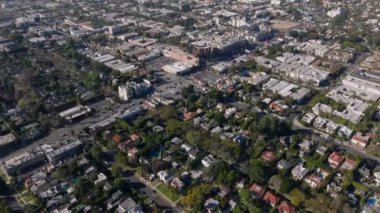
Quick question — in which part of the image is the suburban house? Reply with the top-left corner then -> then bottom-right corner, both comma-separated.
292,164 -> 309,180
157,170 -> 175,184
170,177 -> 185,191
202,155 -> 216,168
278,201 -> 295,213
116,197 -> 143,213
298,139 -> 314,157
263,191 -> 281,207
340,158 -> 358,171
204,198 -> 220,212
304,169 -> 330,189
350,132 -> 370,148
249,183 -> 266,198
277,159 -> 292,171
328,152 -> 344,168
316,146 -> 328,155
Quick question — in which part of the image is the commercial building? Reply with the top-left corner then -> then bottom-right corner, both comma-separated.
0,147 -> 46,176
88,117 -> 117,133
46,140 -> 83,163
0,133 -> 17,148
263,78 -> 310,103
59,105 -> 91,122
162,62 -> 193,75
116,106 -> 146,121
275,54 -> 330,86
108,24 -> 128,35
342,70 -> 380,101
118,82 -> 150,101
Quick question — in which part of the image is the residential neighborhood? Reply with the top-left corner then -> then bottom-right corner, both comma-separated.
0,0 -> 380,212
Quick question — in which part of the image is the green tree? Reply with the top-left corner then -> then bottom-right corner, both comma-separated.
289,189 -> 306,206
269,175 -> 283,193
113,177 -> 128,191
83,71 -> 100,89
89,145 -> 105,162
249,159 -> 266,184
181,184 -> 211,209
186,130 -> 203,146
239,188 -> 251,203
115,153 -> 128,167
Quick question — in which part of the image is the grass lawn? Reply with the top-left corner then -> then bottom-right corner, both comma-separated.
156,183 -> 180,202
352,181 -> 369,191
151,179 -> 161,186
134,166 -> 143,176
366,145 -> 380,158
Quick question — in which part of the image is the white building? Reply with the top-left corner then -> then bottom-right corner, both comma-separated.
118,82 -> 150,101
327,8 -> 344,18
59,105 -> 91,122
162,62 -> 193,75
202,155 -> 216,168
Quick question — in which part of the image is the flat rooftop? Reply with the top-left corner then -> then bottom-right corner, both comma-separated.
3,147 -> 44,169
0,133 -> 17,146
46,140 -> 83,159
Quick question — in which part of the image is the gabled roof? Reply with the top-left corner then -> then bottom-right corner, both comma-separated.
249,183 -> 266,198
278,200 -> 295,213
263,191 -> 281,207
328,151 -> 344,165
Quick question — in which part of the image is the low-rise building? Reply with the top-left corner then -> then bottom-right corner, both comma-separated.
46,140 -> 83,163
170,177 -> 185,191
302,113 -> 316,125
249,183 -> 266,198
277,159 -> 292,171
59,105 -> 91,122
162,62 -> 194,75
0,133 -> 17,148
263,191 -> 281,207
157,170 -> 175,184
278,201 -> 295,213
292,164 -> 309,180
328,152 -> 344,168
1,147 -> 46,175
341,158 -> 358,171
202,155 -> 216,168
351,132 -> 370,148
117,197 -> 143,213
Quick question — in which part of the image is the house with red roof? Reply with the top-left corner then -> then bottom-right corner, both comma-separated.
183,111 -> 196,121
262,151 -> 276,162
249,183 -> 266,198
351,132 -> 370,148
269,101 -> 289,112
278,201 -> 295,213
328,151 -> 344,168
263,191 -> 281,207
341,158 -> 358,170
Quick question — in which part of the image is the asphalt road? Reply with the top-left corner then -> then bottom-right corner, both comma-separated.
292,119 -> 380,164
